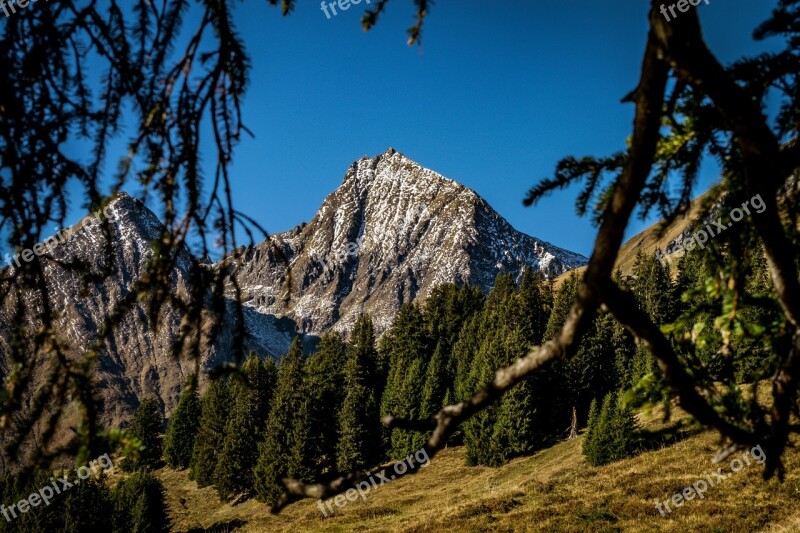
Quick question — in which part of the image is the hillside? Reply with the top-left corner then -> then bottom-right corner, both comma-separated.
158,398 -> 800,532
553,193 -> 711,288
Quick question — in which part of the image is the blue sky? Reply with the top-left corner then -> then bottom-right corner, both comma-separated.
73,0 -> 783,257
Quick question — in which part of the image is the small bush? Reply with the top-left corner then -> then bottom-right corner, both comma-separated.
583,391 -> 640,466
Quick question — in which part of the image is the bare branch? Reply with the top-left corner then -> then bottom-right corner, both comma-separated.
271,16 -> 671,512
650,0 -> 800,479
601,283 -> 760,445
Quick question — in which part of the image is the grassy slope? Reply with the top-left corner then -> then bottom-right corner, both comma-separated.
553,192 -> 710,289
158,400 -> 800,532
160,196 -> 800,532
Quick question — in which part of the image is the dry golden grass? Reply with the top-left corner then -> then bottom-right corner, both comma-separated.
157,397 -> 800,532
552,192 -> 711,289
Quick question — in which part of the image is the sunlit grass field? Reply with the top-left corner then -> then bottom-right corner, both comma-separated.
157,392 -> 800,532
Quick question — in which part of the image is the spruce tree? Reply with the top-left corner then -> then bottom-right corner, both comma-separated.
420,341 -> 447,419
163,374 -> 202,470
254,338 -> 306,504
292,333 -> 346,481
462,274 -> 525,466
213,355 -> 277,500
518,268 -> 553,346
452,313 -> 482,403
62,476 -> 114,533
582,391 -> 640,466
632,251 -> 676,325
516,269 -> 561,437
380,303 -> 433,459
389,357 -> 427,457
125,398 -> 164,471
490,329 -> 540,464
112,471 -> 169,533
190,378 -> 230,487
337,315 -> 383,472
545,273 -> 631,426
582,398 -> 600,463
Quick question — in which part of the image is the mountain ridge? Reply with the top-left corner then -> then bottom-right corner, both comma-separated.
0,149 -> 588,432
225,148 -> 588,335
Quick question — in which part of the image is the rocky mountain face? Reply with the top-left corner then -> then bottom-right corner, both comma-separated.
0,194 -> 294,432
225,149 -> 588,335
0,150 -> 587,429
0,194 -> 201,430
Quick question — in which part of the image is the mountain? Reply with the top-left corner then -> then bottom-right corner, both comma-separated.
0,150 -> 587,434
0,194 -> 295,434
224,148 -> 588,335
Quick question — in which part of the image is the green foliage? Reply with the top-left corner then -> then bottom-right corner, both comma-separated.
545,273 -> 627,430
213,355 -> 277,500
163,375 -> 201,470
632,251 -> 677,325
460,272 -> 559,466
125,399 -> 164,472
62,475 -> 115,533
254,338 -> 306,504
292,333 -> 346,481
420,341 -> 448,420
112,471 -> 169,533
583,392 -> 640,467
190,379 -> 230,487
380,303 -> 433,459
0,470 -> 114,533
337,315 -> 383,472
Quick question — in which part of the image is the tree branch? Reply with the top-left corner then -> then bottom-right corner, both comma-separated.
650,0 -> 800,478
601,283 -> 760,445
651,5 -> 800,328
270,16 -> 671,513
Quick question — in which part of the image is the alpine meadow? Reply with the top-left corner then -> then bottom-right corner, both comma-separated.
1,1 -> 800,532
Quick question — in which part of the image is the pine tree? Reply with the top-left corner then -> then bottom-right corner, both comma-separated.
420,340 -> 447,419
518,268 -> 553,346
582,391 -> 640,466
516,268 -> 562,437
254,338 -> 306,504
125,398 -> 164,471
62,476 -> 114,533
213,355 -> 278,500
163,375 -> 202,470
452,313 -> 482,403
582,398 -> 600,462
632,251 -> 676,325
380,303 -> 433,459
565,312 -> 623,416
337,315 -> 383,472
544,272 -> 580,341
544,273 -> 631,426
292,333 -> 346,481
462,273 -> 539,466
112,471 -> 169,533
389,357 -> 427,456
490,329 -> 540,464
190,378 -> 229,487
